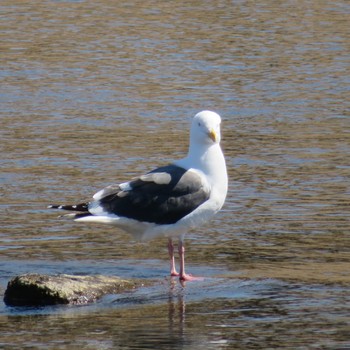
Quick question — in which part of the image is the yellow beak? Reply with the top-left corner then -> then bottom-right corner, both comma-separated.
208,129 -> 217,142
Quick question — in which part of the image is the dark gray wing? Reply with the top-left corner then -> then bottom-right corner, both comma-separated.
90,165 -> 210,225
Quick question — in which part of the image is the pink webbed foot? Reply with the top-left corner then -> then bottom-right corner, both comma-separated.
179,273 -> 204,282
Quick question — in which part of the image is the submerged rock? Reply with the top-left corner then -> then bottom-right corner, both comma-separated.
4,273 -> 141,306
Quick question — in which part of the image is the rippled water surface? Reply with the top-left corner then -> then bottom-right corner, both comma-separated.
1,0 -> 349,349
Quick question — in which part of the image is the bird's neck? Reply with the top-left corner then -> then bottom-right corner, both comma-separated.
186,142 -> 227,179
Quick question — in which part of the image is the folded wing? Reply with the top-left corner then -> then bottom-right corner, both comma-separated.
89,165 -> 210,225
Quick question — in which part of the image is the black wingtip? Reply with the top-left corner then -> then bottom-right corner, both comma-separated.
47,203 -> 89,212
48,204 -> 61,209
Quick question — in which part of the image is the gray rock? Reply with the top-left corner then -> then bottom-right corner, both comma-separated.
4,273 -> 143,306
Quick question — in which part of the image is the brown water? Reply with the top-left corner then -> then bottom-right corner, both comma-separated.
1,0 -> 349,349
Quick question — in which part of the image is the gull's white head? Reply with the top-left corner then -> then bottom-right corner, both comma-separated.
191,110 -> 222,145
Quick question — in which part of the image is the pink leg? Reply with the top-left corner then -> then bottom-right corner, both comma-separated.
178,239 -> 202,281
168,238 -> 179,276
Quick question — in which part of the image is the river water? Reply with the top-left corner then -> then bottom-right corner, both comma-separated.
1,0 -> 349,349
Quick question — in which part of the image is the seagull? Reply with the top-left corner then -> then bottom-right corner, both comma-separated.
49,110 -> 228,281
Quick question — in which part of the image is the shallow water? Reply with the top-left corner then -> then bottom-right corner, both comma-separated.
1,0 -> 349,349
